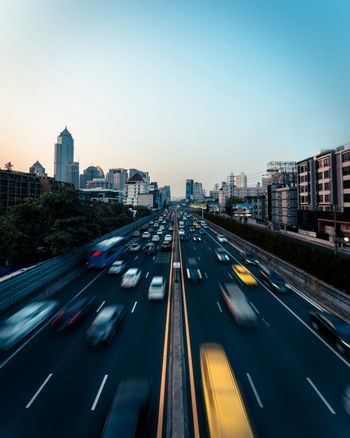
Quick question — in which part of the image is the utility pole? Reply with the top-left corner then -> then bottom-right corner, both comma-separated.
333,204 -> 337,255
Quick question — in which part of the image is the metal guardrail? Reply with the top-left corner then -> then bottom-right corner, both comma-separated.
0,213 -> 157,313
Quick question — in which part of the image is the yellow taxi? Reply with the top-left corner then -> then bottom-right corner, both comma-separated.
232,264 -> 257,286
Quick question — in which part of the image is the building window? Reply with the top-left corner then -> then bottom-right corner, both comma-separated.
344,194 -> 350,202
343,166 -> 350,176
324,182 -> 330,191
343,180 -> 350,189
324,170 -> 330,179
318,195 -> 324,203
342,152 -> 350,163
323,157 -> 330,167
318,183 -> 323,191
324,195 -> 330,203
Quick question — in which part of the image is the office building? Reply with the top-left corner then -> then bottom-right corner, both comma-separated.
106,168 -> 128,191
66,162 -> 79,189
193,181 -> 204,201
54,127 -> 74,182
80,166 -> 104,189
185,179 -> 194,200
124,173 -> 148,206
86,178 -> 112,190
129,169 -> 150,184
29,161 -> 47,177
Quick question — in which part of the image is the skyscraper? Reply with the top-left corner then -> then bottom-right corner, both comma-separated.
66,162 -> 80,188
29,160 -> 47,177
54,127 -> 74,182
185,179 -> 194,199
106,168 -> 128,191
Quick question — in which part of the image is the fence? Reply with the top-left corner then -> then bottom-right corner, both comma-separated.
0,213 -> 157,313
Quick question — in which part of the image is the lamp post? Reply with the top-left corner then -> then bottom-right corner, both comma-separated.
333,204 -> 338,255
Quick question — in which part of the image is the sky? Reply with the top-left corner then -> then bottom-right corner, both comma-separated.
1,0 -> 350,197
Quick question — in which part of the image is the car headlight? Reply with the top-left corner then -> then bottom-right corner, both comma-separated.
271,283 -> 280,289
341,340 -> 350,349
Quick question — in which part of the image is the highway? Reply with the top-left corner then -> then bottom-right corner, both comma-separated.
0,209 -> 349,437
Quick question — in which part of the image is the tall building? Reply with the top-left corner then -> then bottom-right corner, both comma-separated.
124,173 -> 148,206
159,186 -> 171,207
106,168 -> 128,191
193,181 -> 204,201
66,162 -> 80,188
80,166 -> 104,189
235,172 -> 248,197
185,179 -> 194,200
227,172 -> 235,198
29,161 -> 47,177
129,169 -> 150,184
54,127 -> 74,182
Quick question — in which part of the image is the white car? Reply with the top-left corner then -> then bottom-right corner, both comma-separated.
129,243 -> 141,252
108,260 -> 127,275
179,229 -> 185,236
157,230 -> 163,235
152,234 -> 160,242
154,223 -> 159,228
148,276 -> 166,300
217,235 -> 227,243
121,268 -> 141,288
142,231 -> 151,239
164,234 -> 172,242
0,300 -> 58,350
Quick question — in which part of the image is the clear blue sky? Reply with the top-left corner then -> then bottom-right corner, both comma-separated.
1,0 -> 350,196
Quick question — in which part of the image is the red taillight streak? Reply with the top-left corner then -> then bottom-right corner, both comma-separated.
51,311 -> 65,325
68,311 -> 81,325
92,250 -> 103,257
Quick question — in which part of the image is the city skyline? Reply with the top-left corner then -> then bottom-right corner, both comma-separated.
1,0 -> 350,196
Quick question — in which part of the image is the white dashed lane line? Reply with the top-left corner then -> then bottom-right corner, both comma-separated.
96,301 -> 105,313
26,373 -> 53,408
131,301 -> 138,313
91,375 -> 108,411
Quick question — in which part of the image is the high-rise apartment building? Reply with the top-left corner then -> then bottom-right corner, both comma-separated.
129,169 -> 150,184
106,168 -> 128,191
185,179 -> 194,199
124,173 -> 148,206
54,127 -> 74,182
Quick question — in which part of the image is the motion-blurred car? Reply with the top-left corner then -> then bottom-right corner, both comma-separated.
192,234 -> 202,242
259,266 -> 288,293
129,243 -> 141,252
220,282 -> 257,327
179,229 -> 185,236
108,260 -> 127,275
169,225 -> 174,231
164,234 -> 172,242
132,230 -> 141,237
161,242 -> 171,252
148,276 -> 166,300
151,234 -> 160,242
232,264 -> 257,286
309,311 -> 350,354
186,257 -> 202,281
215,248 -> 230,263
0,300 -> 58,350
157,230 -> 163,235
101,378 -> 151,438
51,296 -> 96,332
142,231 -> 151,239
189,227 -> 195,233
86,305 -> 124,346
217,235 -> 227,243
240,252 -> 258,266
199,229 -> 205,235
180,234 -> 189,241
122,269 -> 142,288
144,242 -> 157,255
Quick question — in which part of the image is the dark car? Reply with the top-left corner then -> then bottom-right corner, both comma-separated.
180,234 -> 189,241
259,266 -> 288,293
189,227 -> 195,233
86,305 -> 124,346
199,229 -> 205,235
143,242 -> 157,255
215,248 -> 230,263
161,241 -> 171,252
102,378 -> 151,438
310,311 -> 350,354
192,234 -> 202,242
186,257 -> 202,281
51,296 -> 96,332
240,252 -> 258,266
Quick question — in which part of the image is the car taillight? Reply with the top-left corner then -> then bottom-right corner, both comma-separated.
52,310 -> 65,325
68,311 -> 81,325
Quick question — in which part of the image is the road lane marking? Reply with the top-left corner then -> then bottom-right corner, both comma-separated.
228,273 -> 233,279
134,256 -> 139,260
197,256 -> 201,260
250,302 -> 260,314
153,256 -> 156,261
131,301 -> 138,313
0,268 -> 107,370
205,230 -> 350,369
246,373 -> 263,408
217,301 -> 223,313
156,225 -> 175,438
26,373 -> 53,408
204,272 -> 208,278
288,284 -> 324,311
179,228 -> 200,438
96,301 -> 105,313
145,271 -> 149,278
262,318 -> 270,327
306,378 -> 335,414
91,375 -> 108,411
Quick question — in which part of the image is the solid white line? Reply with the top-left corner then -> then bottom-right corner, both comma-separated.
145,271 -> 149,278
96,300 -> 105,313
216,302 -> 223,313
288,284 -> 324,311
0,268 -> 107,370
306,378 -> 336,414
228,273 -> 233,280
262,318 -> 270,327
131,301 -> 138,313
91,375 -> 108,411
246,373 -> 263,408
26,373 -> 53,408
250,302 -> 260,314
205,230 -> 350,369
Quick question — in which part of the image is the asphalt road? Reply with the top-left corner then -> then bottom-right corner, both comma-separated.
180,220 -> 350,437
0,232 -> 172,438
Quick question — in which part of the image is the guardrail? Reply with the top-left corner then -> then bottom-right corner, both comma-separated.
200,214 -> 350,320
0,213 -> 157,314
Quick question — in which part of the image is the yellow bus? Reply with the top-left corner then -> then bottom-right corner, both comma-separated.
200,343 -> 254,438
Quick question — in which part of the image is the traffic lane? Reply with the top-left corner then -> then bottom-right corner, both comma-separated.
181,238 -> 350,437
0,246 -> 171,437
